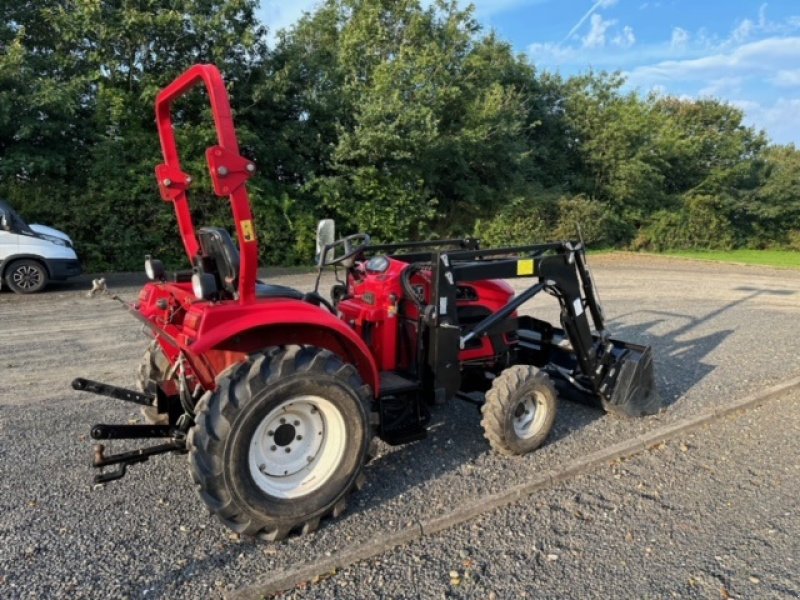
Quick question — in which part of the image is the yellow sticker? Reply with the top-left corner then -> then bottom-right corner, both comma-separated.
241,219 -> 256,243
517,259 -> 535,276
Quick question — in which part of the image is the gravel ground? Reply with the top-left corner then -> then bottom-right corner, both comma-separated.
292,392 -> 800,599
0,254 -> 799,598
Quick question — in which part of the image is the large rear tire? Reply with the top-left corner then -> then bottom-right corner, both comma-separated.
188,345 -> 372,540
481,365 -> 557,456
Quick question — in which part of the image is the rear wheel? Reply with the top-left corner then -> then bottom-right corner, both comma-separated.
5,259 -> 48,294
481,365 -> 557,456
188,345 -> 372,540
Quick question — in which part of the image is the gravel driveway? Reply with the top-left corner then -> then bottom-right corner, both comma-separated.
295,390 -> 800,599
1,254 -> 798,598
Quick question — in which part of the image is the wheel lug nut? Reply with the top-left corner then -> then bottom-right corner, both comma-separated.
285,447 -> 291,453
280,418 -> 286,424
294,420 -> 300,426
268,430 -> 274,436
307,456 -> 313,462
259,464 -> 266,472
297,435 -> 303,440
270,445 -> 276,451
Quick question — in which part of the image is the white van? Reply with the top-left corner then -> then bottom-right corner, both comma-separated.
0,200 -> 81,293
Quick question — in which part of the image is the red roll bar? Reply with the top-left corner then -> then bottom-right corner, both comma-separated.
154,64 -> 257,304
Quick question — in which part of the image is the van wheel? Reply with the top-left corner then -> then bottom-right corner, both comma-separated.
5,259 -> 48,294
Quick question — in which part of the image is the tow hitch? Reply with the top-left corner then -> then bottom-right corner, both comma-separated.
72,378 -> 189,483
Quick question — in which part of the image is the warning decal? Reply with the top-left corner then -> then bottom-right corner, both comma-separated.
241,219 -> 256,243
516,259 -> 535,276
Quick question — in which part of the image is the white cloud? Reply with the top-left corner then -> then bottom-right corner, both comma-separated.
698,76 -> 744,97
526,3 -> 800,145
563,0 -> 618,43
732,18 -> 755,43
624,35 -> 800,144
733,98 -> 800,145
628,37 -> 800,85
613,25 -> 636,48
771,69 -> 800,87
528,41 -> 580,65
583,14 -> 616,48
670,27 -> 690,50
758,3 -> 768,28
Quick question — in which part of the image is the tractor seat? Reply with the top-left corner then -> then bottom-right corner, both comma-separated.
255,282 -> 304,300
196,227 -> 304,301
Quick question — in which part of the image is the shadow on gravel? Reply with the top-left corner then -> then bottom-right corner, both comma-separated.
608,286 -> 796,408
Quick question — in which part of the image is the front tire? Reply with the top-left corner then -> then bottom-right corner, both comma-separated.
136,339 -> 171,396
136,340 -> 171,425
188,346 -> 372,540
481,365 -> 557,456
5,259 -> 48,294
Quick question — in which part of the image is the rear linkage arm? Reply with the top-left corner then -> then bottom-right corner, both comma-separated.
72,378 -> 188,484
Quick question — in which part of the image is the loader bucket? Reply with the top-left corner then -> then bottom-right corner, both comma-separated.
601,342 -> 661,417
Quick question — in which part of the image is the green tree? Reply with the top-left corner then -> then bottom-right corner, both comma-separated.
743,145 -> 800,246
1,0 -> 267,270
264,0 -> 535,243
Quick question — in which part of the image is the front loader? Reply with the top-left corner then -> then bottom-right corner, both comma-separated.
73,64 -> 660,541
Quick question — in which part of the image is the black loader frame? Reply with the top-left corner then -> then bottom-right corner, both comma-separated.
367,238 -> 659,419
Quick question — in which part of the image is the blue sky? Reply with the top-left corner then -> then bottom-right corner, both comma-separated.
257,1 -> 800,145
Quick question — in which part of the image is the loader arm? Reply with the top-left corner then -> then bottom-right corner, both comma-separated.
416,242 -> 660,417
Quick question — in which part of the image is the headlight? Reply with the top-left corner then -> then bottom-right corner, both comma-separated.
144,255 -> 166,281
191,272 -> 218,300
41,234 -> 68,247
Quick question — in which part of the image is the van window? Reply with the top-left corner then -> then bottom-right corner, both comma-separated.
0,201 -> 34,234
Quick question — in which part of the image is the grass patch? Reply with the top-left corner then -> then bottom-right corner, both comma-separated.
659,249 -> 800,269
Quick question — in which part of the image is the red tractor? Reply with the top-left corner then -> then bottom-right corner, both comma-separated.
74,65 -> 659,541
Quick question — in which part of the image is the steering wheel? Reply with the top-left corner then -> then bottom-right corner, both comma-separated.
320,233 -> 371,267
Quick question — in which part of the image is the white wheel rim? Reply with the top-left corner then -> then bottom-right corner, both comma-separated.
513,392 -> 547,440
248,395 -> 346,499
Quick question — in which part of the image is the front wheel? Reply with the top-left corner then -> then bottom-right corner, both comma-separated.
137,339 -> 171,425
481,365 -> 557,456
188,346 -> 372,540
5,259 -> 48,294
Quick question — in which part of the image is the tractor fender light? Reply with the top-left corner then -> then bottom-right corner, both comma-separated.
144,255 -> 166,281
191,272 -> 218,300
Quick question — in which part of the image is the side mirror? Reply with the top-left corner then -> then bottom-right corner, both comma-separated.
0,214 -> 9,231
315,219 -> 335,266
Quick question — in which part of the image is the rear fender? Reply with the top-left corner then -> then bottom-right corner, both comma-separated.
190,300 -> 380,395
